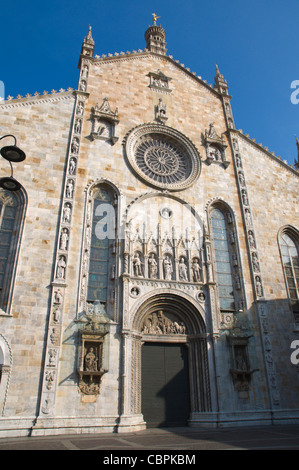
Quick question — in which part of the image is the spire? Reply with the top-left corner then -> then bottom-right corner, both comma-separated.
80,25 -> 95,58
214,64 -> 229,95
144,14 -> 167,55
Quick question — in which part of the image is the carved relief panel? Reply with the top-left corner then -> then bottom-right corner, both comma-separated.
141,310 -> 187,336
147,70 -> 172,93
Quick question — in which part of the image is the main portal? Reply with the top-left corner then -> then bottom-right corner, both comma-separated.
141,342 -> 190,427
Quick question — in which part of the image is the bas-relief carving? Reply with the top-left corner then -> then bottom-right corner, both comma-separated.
141,310 -> 186,335
147,69 -> 172,93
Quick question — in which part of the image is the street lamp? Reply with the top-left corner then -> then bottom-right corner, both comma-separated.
0,135 -> 26,191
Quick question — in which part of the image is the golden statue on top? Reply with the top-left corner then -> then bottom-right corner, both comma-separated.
152,13 -> 161,24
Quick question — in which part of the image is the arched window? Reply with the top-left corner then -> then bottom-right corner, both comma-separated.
86,185 -> 116,304
0,189 -> 25,313
279,230 -> 299,305
210,208 -> 235,311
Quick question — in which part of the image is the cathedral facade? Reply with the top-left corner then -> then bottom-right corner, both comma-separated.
0,21 -> 299,437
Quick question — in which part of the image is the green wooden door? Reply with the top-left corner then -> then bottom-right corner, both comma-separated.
141,342 -> 190,427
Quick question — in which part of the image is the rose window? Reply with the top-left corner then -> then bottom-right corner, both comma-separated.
135,138 -> 188,185
125,125 -> 201,191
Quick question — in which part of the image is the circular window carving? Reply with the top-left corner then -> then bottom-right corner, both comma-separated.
125,124 -> 201,190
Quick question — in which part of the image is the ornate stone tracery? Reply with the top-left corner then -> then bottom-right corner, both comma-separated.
124,123 -> 201,191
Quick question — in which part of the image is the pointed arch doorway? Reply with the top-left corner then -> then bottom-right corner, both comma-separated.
127,293 -> 212,429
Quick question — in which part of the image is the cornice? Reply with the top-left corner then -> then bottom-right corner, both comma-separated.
228,129 -> 299,178
0,89 -> 75,109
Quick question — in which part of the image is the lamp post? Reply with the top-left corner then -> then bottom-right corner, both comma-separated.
0,134 -> 26,191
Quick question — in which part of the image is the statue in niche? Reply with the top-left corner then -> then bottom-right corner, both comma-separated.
178,257 -> 188,281
45,371 -> 55,390
248,231 -> 256,249
71,138 -> 79,154
74,118 -> 82,134
235,347 -> 248,371
54,289 -> 63,304
133,252 -> 143,277
245,209 -> 252,226
148,253 -> 158,279
81,65 -> 88,79
252,252 -> 260,272
192,258 -> 201,282
163,255 -> 173,281
69,157 -> 76,175
66,179 -> 74,198
256,276 -> 263,297
238,171 -> 245,187
209,145 -> 222,161
242,189 -> 248,205
63,203 -> 71,223
156,98 -> 168,123
76,101 -> 84,115
97,122 -> 109,137
235,154 -> 242,168
84,347 -> 98,372
229,231 -> 236,244
59,228 -> 69,251
48,349 -> 57,367
56,256 -> 66,280
52,306 -> 61,323
80,81 -> 86,92
49,327 -> 59,346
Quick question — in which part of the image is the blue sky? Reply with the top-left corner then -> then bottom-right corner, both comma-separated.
1,0 -> 298,166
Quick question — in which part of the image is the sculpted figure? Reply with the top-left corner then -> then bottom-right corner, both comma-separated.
63,203 -> 71,223
56,256 -> 66,280
192,259 -> 201,282
133,253 -> 143,277
163,255 -> 173,281
84,347 -> 98,372
148,253 -> 158,279
178,257 -> 188,281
